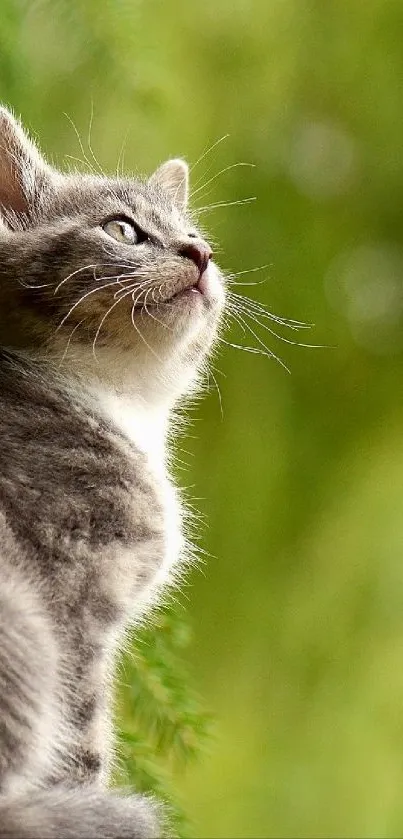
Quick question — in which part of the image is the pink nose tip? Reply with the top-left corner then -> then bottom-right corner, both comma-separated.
180,241 -> 212,275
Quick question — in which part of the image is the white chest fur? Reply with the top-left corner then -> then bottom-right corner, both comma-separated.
88,386 -> 184,606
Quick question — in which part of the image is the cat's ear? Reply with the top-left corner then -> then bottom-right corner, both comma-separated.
0,106 -> 53,218
149,159 -> 189,210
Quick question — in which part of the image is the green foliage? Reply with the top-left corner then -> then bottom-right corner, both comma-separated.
115,608 -> 212,836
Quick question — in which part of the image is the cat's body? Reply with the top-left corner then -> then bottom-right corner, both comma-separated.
0,108 -> 225,837
0,352 -> 172,790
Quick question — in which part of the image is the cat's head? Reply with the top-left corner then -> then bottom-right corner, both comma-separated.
0,107 -> 225,406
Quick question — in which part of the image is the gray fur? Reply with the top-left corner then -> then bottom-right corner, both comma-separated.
0,787 -> 162,838
0,107 -> 225,837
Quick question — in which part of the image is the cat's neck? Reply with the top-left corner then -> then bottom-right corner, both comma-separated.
52,350 -> 173,467
19,343 -> 191,464
51,339 -> 198,416
87,382 -> 169,467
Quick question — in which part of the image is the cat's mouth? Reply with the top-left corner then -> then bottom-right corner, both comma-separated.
155,266 -> 218,306
130,266 -> 218,312
170,275 -> 208,302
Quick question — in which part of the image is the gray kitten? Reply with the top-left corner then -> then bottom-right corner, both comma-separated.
0,107 -> 225,837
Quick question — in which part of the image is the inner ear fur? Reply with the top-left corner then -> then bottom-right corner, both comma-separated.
0,106 -> 53,218
149,158 -> 189,211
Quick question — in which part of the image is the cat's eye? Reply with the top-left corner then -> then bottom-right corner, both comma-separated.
102,218 -> 140,245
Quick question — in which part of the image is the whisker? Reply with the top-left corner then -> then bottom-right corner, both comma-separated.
142,287 -> 171,331
228,291 -> 312,330
57,318 -> 85,367
226,263 -> 271,281
228,300 -> 323,349
190,158 -> 222,193
54,263 -> 148,296
63,112 -> 99,176
189,134 -> 230,177
18,279 -> 52,289
191,162 -> 255,199
54,264 -> 99,295
64,154 -> 96,173
208,367 -> 224,420
130,286 -> 163,363
229,300 -> 308,332
196,196 -> 257,213
91,283 -> 147,361
116,129 -> 130,179
100,245 -> 161,272
113,274 -> 150,298
218,336 -> 288,365
224,307 -> 246,334
56,278 -> 136,331
228,308 -> 290,372
228,279 -> 268,287
87,100 -> 106,177
125,278 -> 152,304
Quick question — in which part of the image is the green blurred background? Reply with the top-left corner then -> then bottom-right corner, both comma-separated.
3,1 -> 403,835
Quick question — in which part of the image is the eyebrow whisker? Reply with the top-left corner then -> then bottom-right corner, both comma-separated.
191,162 -> 255,199
189,134 -> 230,177
196,196 -> 257,214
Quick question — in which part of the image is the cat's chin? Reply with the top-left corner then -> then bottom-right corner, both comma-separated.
147,274 -> 225,356
157,262 -> 225,316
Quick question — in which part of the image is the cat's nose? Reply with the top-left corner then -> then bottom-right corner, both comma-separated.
180,241 -> 212,275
